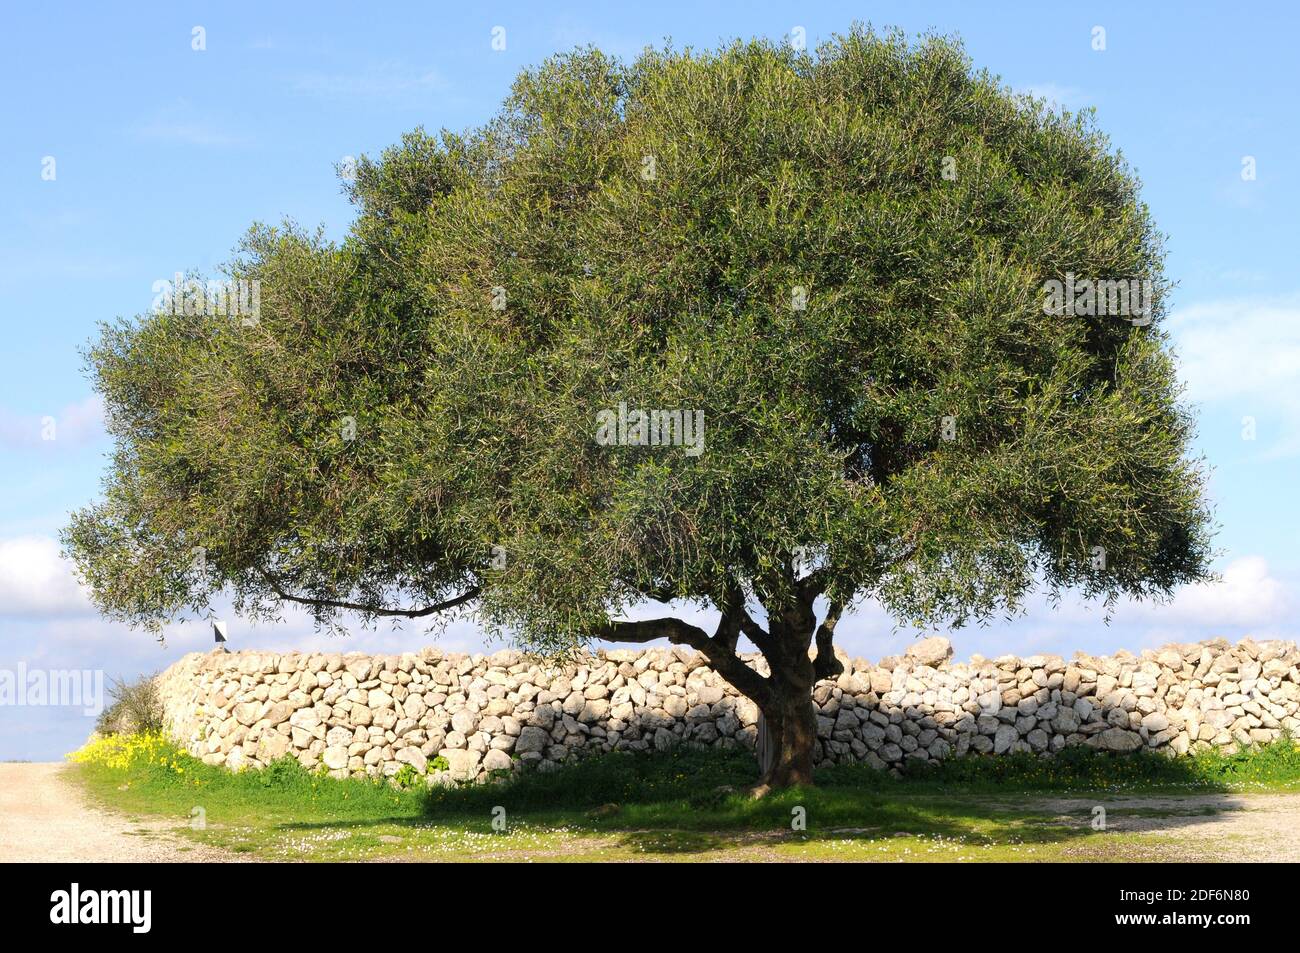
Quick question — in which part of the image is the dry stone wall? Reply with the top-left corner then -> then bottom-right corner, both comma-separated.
155,636 -> 1300,784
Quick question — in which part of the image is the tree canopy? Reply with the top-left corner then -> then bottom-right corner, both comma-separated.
65,27 -> 1213,786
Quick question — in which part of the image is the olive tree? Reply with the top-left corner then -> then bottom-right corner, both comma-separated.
64,29 -> 1213,789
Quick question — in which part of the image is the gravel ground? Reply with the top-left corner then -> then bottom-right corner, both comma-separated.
1041,791 -> 1300,862
0,763 -> 233,863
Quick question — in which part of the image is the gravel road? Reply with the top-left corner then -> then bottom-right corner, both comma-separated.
0,762 -> 231,863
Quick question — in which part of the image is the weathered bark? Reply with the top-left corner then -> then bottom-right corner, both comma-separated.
748,593 -> 820,793
754,669 -> 818,790
595,576 -> 836,794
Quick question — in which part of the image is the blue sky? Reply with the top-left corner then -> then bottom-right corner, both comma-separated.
2,1 -> 1298,759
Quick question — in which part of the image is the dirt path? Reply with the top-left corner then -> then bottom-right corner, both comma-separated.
0,763 -> 232,863
1026,791 -> 1300,862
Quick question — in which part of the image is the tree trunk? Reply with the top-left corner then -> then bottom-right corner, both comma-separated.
754,674 -> 817,791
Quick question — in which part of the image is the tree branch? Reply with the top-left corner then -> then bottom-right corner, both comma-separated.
713,599 -> 742,655
254,566 -> 480,618
737,606 -> 777,655
617,576 -> 681,603
797,541 -> 921,603
796,566 -> 831,602
592,616 -> 771,705
812,601 -> 845,681
593,617 -> 707,645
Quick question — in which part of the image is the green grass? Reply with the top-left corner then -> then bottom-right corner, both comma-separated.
69,734 -> 1300,862
823,736 -> 1300,793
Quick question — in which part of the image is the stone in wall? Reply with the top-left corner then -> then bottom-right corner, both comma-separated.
152,637 -> 1300,785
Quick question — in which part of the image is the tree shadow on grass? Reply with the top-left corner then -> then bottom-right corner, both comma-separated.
268,791 -> 1244,859
266,745 -> 1257,858
601,790 -> 1230,856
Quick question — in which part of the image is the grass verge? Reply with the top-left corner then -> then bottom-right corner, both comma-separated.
68,732 -> 1300,862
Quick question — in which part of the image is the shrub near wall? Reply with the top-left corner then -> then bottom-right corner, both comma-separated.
154,637 -> 1300,785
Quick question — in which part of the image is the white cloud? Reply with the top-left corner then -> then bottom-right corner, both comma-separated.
826,556 -> 1295,663
133,102 -> 247,147
137,120 -> 240,147
290,61 -> 447,101
1141,555 -> 1286,628
1169,295 -> 1300,457
1023,556 -> 1289,630
0,395 -> 104,449
0,536 -> 92,617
